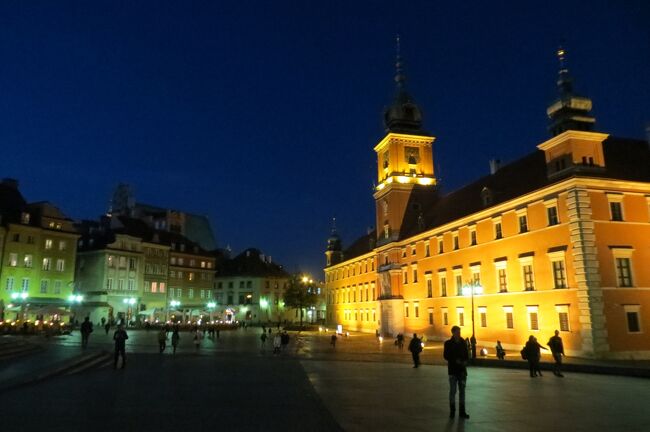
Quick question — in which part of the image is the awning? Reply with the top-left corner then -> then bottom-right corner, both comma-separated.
137,309 -> 158,316
32,306 -> 71,316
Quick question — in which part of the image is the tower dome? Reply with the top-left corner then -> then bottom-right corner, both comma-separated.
383,35 -> 424,134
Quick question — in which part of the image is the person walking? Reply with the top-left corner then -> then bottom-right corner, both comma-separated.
495,340 -> 506,360
396,333 -> 404,350
171,328 -> 180,354
80,317 -> 93,349
260,331 -> 268,350
443,326 -> 470,420
547,330 -> 565,377
158,328 -> 167,353
524,335 -> 548,377
113,325 -> 128,369
408,333 -> 423,368
330,333 -> 337,349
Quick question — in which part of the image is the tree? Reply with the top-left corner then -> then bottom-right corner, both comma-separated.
282,274 -> 318,327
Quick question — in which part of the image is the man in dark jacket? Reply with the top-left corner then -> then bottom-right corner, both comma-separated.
408,333 -> 423,368
443,326 -> 469,420
113,325 -> 129,369
80,317 -> 93,348
547,330 -> 565,377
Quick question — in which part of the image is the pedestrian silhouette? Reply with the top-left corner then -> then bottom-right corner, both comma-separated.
80,317 -> 93,348
444,326 -> 470,419
171,328 -> 180,354
113,325 -> 128,369
547,330 -> 565,377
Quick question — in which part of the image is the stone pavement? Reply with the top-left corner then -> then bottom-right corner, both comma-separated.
1,328 -> 650,431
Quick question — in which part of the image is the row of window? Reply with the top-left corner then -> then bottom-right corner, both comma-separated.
169,256 -> 212,268
144,263 -> 168,275
216,280 -> 289,290
5,277 -> 63,294
169,270 -> 212,281
107,255 -> 138,270
329,284 -> 377,304
106,278 -> 137,291
9,235 -> 67,250
6,254 -> 66,272
169,287 -> 214,300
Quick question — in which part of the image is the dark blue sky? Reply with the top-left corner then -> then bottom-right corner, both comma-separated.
1,1 -> 649,278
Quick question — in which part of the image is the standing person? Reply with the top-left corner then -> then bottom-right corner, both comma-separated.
524,335 -> 548,377
273,332 -> 282,355
80,317 -> 93,349
408,333 -> 423,368
158,328 -> 167,353
194,329 -> 203,352
443,326 -> 470,420
547,330 -> 565,377
113,325 -> 128,369
260,331 -> 268,350
104,321 -> 111,335
495,340 -> 506,360
216,328 -> 220,339
280,331 -> 290,352
171,328 -> 180,354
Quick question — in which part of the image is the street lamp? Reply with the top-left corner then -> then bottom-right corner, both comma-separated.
461,282 -> 483,361
122,297 -> 136,324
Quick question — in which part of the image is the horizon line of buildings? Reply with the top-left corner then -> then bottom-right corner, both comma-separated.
0,182 -> 318,325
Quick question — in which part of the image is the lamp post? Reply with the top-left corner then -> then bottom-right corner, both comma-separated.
461,281 -> 483,361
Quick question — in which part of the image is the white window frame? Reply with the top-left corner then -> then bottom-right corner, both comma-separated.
527,305 -> 540,331
623,305 -> 642,334
611,247 -> 635,288
493,216 -> 503,239
478,306 -> 487,328
607,193 -> 625,222
453,267 -> 463,296
456,307 -> 465,327
516,208 -> 528,233
438,270 -> 447,297
555,304 -> 570,332
494,260 -> 508,292
503,306 -> 514,329
518,255 -> 535,291
547,250 -> 568,289
545,198 -> 560,226
441,307 -> 449,326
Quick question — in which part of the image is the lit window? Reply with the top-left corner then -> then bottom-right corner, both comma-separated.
24,254 -> 33,268
457,307 -> 465,327
45,239 -> 53,249
9,253 -> 18,267
118,279 -> 125,290
438,272 -> 447,297
21,212 -> 30,224
128,279 -> 135,290
21,278 -> 29,292
552,260 -> 567,289
151,281 -> 158,293
59,241 -> 67,251
56,259 -> 65,272
442,308 -> 449,326
107,278 -> 113,290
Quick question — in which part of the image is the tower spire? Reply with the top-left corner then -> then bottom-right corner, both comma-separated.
384,34 -> 424,134
546,43 -> 596,136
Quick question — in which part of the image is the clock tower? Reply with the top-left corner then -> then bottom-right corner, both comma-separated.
373,37 -> 437,337
373,37 -> 437,246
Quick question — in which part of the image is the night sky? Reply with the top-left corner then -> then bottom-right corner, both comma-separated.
1,1 -> 648,278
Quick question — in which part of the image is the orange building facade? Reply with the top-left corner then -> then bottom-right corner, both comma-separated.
324,51 -> 650,359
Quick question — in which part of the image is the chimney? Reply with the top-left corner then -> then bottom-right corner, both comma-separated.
489,159 -> 501,175
1,178 -> 18,188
